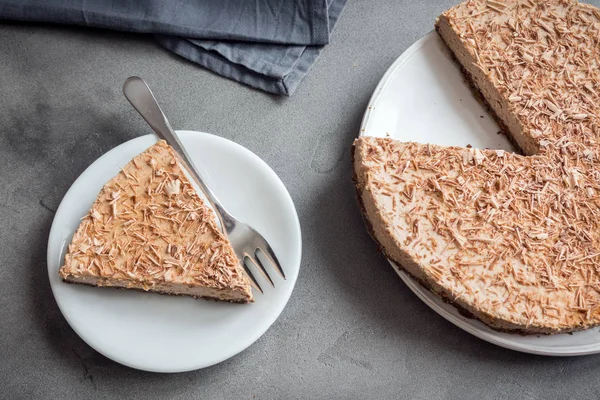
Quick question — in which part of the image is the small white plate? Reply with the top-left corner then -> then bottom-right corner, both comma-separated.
47,131 -> 302,372
359,31 -> 600,356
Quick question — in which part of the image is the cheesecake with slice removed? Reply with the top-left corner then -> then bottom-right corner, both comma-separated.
59,140 -> 253,303
354,0 -> 600,334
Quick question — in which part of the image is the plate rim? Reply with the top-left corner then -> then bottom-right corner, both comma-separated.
358,31 -> 600,356
47,130 -> 302,372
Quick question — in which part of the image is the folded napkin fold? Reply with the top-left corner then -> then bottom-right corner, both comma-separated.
0,0 -> 348,95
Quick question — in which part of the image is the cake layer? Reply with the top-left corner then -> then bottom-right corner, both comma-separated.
63,274 -> 250,303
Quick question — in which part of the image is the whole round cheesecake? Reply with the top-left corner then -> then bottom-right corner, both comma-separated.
354,0 -> 600,334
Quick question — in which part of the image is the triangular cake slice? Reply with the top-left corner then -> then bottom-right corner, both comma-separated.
354,0 -> 600,333
60,140 -> 253,303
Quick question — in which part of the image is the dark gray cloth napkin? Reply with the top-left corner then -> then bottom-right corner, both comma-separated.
0,0 -> 347,95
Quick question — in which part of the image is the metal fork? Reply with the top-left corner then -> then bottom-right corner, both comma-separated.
122,76 -> 284,293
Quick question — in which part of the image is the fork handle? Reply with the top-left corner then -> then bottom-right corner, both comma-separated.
122,76 -> 230,228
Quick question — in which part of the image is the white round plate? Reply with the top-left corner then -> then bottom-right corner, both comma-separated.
48,131 -> 302,372
359,31 -> 600,356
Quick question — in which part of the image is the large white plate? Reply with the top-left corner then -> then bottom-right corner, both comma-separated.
47,131 -> 302,372
359,31 -> 600,356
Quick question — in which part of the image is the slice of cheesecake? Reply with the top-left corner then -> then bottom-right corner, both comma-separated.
59,140 -> 253,303
354,0 -> 600,334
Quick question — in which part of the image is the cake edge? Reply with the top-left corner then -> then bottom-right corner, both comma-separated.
433,25 -> 525,156
61,276 -> 252,304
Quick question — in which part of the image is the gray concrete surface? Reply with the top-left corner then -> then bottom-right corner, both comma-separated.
2,1 -> 600,399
